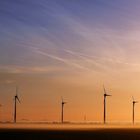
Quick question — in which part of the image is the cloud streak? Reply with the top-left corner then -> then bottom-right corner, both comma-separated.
30,47 -> 91,71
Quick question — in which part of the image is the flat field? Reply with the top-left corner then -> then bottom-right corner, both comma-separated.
1,124 -> 140,140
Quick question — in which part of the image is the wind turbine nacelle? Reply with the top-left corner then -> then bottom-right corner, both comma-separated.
104,94 -> 111,97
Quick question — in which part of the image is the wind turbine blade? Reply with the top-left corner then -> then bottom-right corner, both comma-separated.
16,86 -> 18,95
103,85 -> 106,94
15,86 -> 21,103
16,95 -> 21,103
61,96 -> 63,102
132,96 -> 134,101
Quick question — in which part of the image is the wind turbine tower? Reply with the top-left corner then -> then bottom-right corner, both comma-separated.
132,97 -> 138,124
61,97 -> 66,123
14,87 -> 20,123
103,86 -> 111,124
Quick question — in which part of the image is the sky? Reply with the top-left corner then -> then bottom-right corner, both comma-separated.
1,0 -> 140,123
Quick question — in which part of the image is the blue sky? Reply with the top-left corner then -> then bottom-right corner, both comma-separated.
0,0 -> 140,71
1,0 -> 140,72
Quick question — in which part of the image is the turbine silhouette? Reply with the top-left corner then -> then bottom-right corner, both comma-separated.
61,97 -> 66,123
132,96 -> 138,124
103,86 -> 111,124
14,87 -> 20,123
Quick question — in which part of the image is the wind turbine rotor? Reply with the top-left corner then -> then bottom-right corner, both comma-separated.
132,96 -> 138,104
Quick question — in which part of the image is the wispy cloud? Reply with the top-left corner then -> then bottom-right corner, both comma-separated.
30,47 -> 91,71
1,0 -> 140,75
0,65 -> 66,74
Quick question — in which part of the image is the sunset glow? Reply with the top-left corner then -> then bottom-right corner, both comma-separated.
1,0 -> 140,123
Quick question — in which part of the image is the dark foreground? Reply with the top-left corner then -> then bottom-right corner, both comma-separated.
1,128 -> 140,140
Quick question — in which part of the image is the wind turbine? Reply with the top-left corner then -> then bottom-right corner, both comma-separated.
132,96 -> 138,124
103,86 -> 111,124
14,87 -> 20,123
61,97 -> 66,123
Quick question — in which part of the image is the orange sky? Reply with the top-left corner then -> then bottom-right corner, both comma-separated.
1,70 -> 140,123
